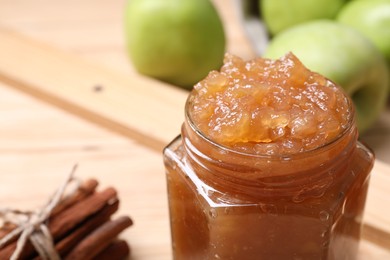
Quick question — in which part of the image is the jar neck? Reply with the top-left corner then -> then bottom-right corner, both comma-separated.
182,108 -> 358,201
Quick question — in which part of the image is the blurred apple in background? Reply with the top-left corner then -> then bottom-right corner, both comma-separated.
260,0 -> 346,35
337,0 -> 390,92
264,20 -> 389,132
124,0 -> 225,89
337,0 -> 390,63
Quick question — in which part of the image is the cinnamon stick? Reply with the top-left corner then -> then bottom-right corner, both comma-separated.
51,179 -> 98,217
92,240 -> 130,260
0,187 -> 117,259
0,223 -> 16,240
65,216 -> 133,260
0,179 -> 98,242
34,199 -> 120,259
50,187 -> 117,239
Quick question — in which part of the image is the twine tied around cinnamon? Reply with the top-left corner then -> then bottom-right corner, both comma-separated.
0,165 -> 80,260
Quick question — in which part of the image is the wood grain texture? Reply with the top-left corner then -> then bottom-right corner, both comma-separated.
0,85 -> 171,259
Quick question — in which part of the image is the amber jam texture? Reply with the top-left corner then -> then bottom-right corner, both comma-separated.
163,54 -> 374,260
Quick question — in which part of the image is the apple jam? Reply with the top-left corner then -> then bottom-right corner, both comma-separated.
163,53 -> 374,259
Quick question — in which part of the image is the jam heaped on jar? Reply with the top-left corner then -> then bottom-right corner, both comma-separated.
163,53 -> 374,260
191,53 -> 351,155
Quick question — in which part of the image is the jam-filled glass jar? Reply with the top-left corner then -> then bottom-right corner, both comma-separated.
163,53 -> 374,260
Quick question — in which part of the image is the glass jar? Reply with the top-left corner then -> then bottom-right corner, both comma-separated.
163,94 -> 374,260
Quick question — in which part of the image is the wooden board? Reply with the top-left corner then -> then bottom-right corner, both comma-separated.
0,28 -> 187,152
0,0 -> 389,258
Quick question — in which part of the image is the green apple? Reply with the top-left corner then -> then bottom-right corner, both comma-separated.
337,0 -> 390,62
124,0 -> 225,89
264,20 -> 389,132
260,0 -> 347,35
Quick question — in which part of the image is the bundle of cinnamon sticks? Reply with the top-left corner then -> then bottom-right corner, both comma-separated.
0,178 -> 133,260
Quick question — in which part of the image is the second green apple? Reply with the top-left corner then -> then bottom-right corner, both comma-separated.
261,0 -> 346,35
337,0 -> 390,63
264,21 -> 389,132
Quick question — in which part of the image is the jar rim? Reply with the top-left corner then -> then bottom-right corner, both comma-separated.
184,89 -> 356,160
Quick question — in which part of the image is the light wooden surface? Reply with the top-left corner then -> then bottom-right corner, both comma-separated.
0,0 -> 389,259
0,83 -> 171,259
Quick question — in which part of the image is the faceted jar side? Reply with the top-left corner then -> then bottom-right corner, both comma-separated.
163,130 -> 373,260
163,137 -> 210,259
327,142 -> 373,259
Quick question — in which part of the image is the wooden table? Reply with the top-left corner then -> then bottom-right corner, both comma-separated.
0,0 -> 389,259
